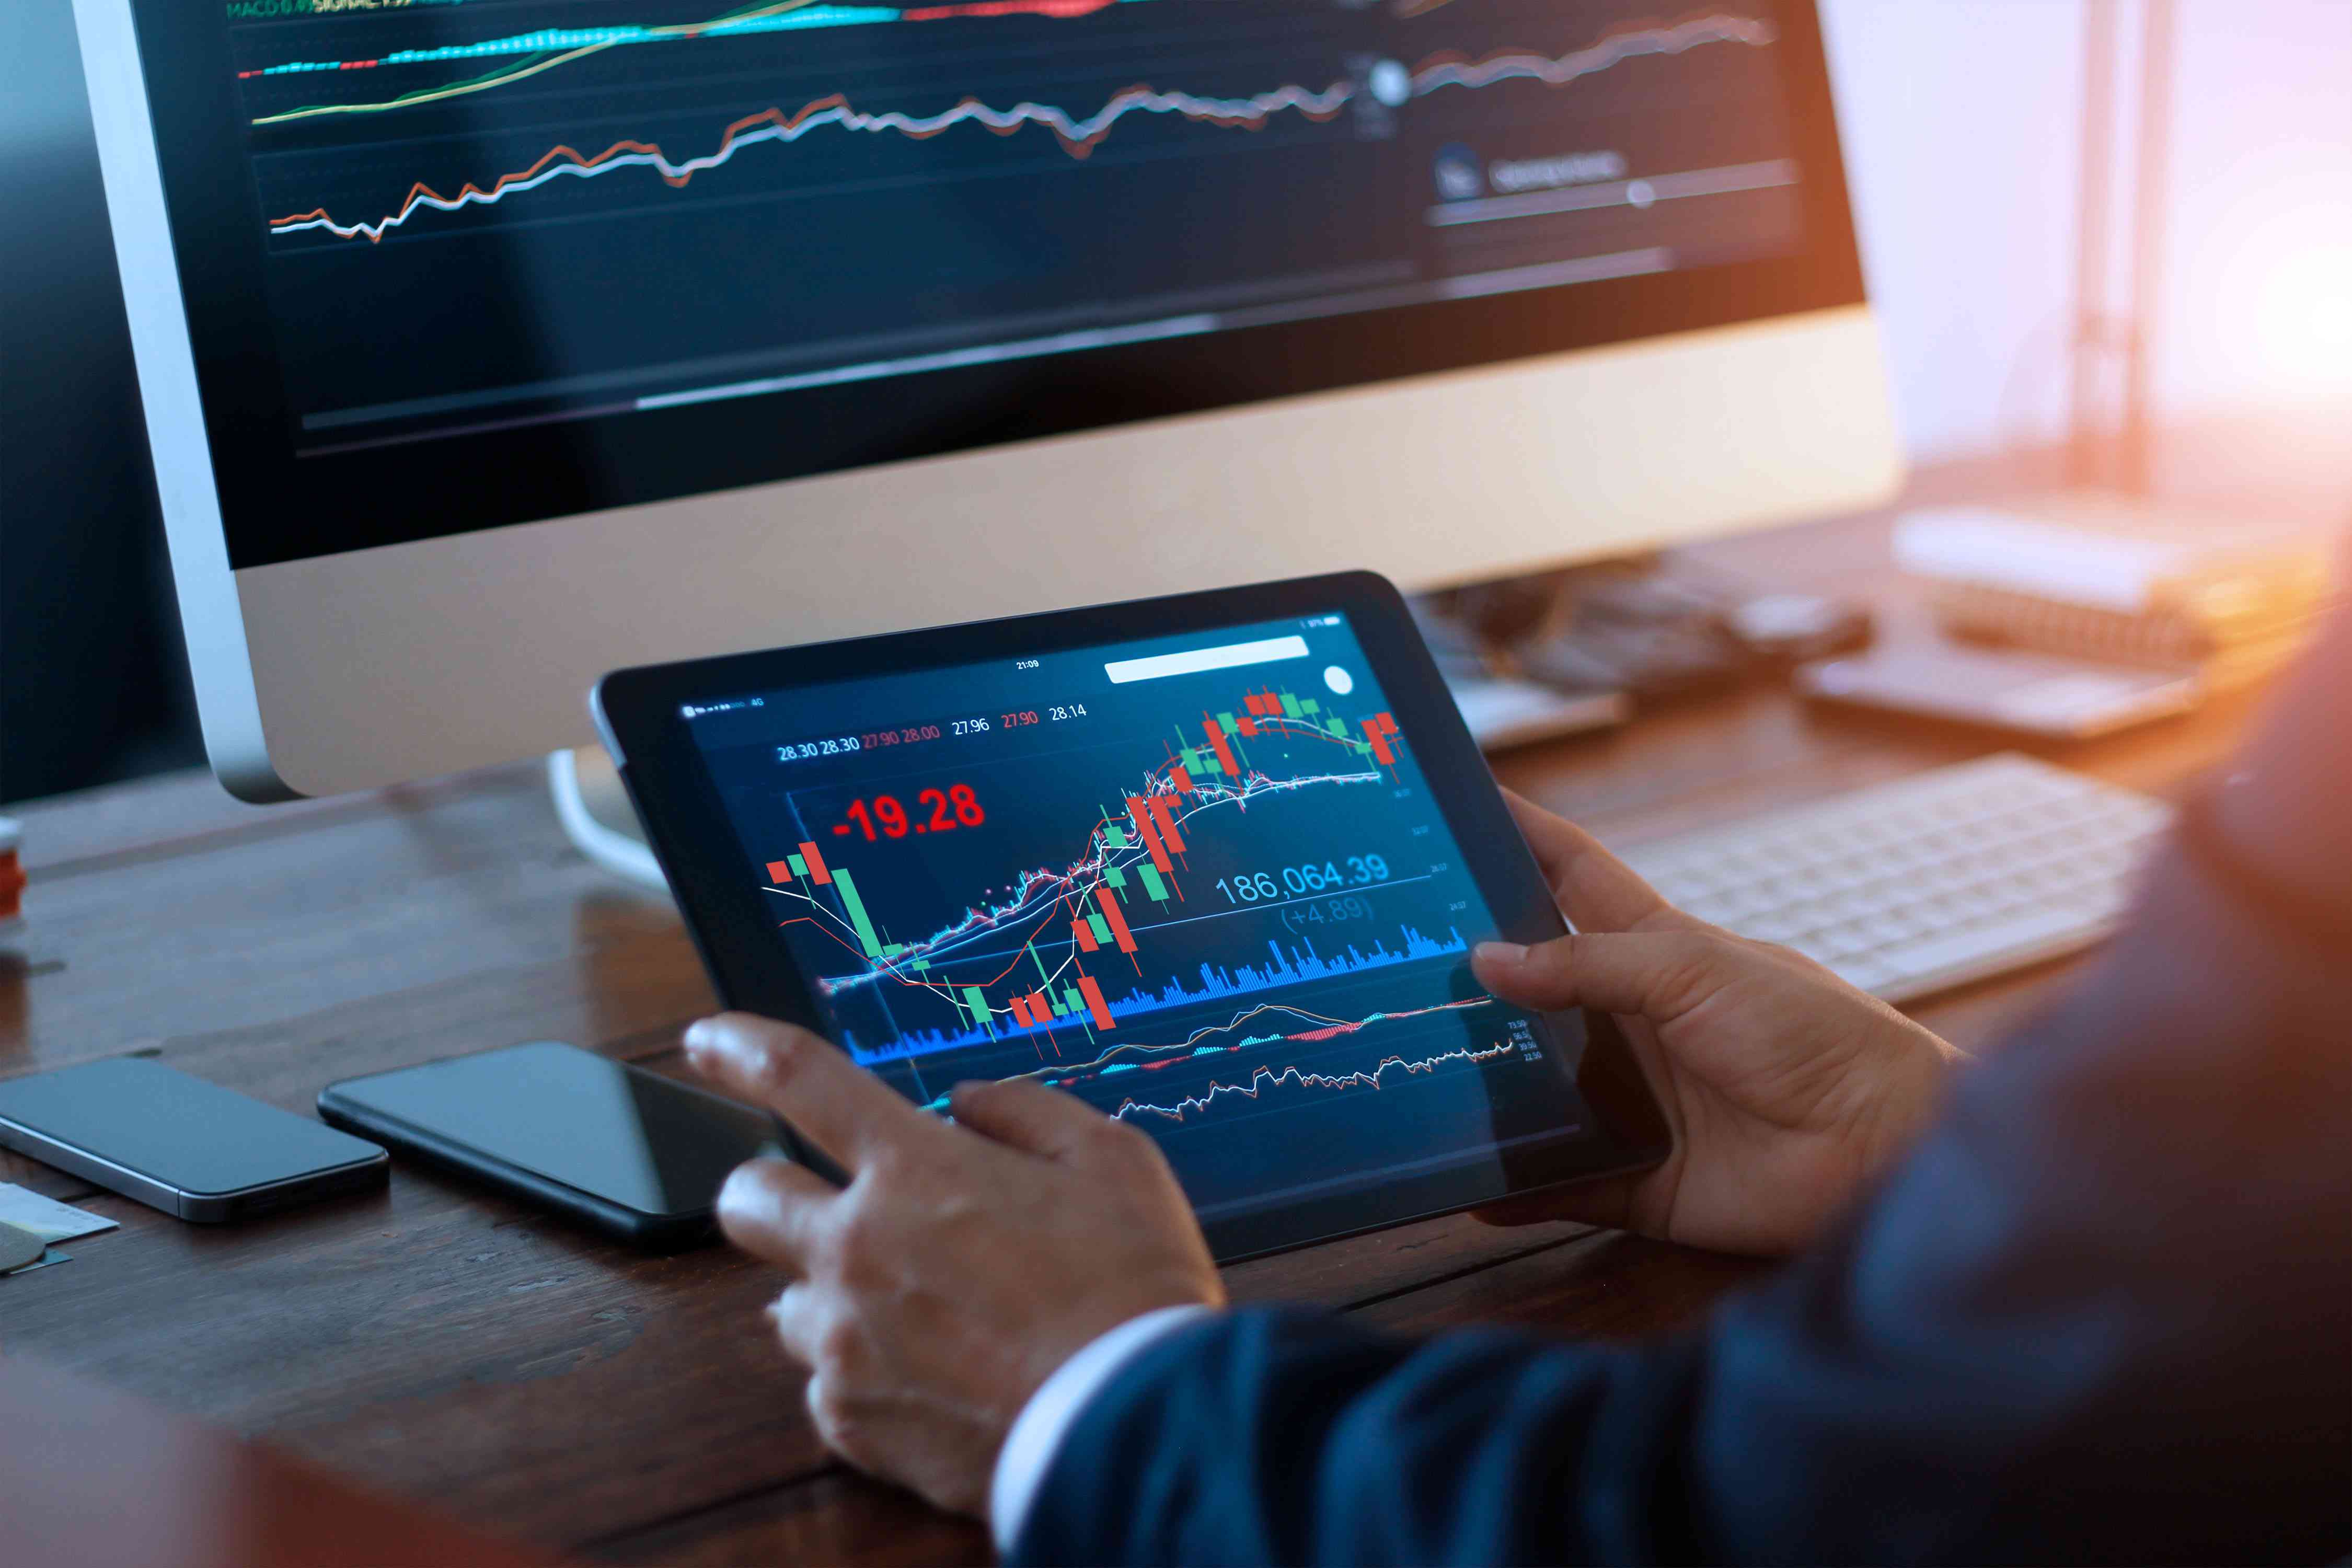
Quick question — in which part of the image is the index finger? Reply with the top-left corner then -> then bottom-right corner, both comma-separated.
1501,789 -> 1691,935
685,1012 -> 936,1172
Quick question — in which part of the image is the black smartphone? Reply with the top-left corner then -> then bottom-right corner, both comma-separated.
318,1042 -> 788,1250
0,1057 -> 388,1223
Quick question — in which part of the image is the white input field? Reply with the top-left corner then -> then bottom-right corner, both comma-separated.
1104,635 -> 1309,685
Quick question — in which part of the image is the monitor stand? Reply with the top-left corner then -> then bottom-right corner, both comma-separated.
547,746 -> 667,892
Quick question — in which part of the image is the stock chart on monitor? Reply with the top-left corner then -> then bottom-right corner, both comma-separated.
681,612 -> 1592,1223
224,0 -> 1808,454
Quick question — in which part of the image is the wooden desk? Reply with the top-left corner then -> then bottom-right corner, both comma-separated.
0,1356 -> 568,1568
0,504 -> 2281,1566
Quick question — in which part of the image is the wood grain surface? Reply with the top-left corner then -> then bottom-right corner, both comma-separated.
0,486 -> 2300,1565
0,1355 -> 572,1568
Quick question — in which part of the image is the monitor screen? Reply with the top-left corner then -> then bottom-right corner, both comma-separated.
131,0 -> 1862,566
675,609 -> 1595,1224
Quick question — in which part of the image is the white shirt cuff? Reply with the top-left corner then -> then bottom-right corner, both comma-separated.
988,1304 -> 1216,1552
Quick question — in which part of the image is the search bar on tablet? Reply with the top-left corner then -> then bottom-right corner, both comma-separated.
1104,635 -> 1310,685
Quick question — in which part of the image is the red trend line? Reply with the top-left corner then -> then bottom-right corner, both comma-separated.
840,702 -> 1370,976
266,12 -> 1768,244
270,96 -> 846,242
268,78 -> 1350,242
769,682 -> 1401,1028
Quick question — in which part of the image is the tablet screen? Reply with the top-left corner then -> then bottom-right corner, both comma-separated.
675,610 -> 1592,1225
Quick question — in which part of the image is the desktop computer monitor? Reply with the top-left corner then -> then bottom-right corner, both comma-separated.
75,0 -> 1898,802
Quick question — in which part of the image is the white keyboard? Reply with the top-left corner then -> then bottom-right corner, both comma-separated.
1617,755 -> 2174,1004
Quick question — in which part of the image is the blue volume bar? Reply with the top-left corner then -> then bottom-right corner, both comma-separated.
846,925 -> 1467,1066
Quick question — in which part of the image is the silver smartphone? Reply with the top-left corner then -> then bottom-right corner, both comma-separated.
0,1057 -> 387,1222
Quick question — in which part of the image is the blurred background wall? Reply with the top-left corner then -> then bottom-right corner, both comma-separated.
1823,0 -> 2352,457
4,0 -> 2348,802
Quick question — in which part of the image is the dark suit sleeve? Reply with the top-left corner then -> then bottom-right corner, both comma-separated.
1013,721 -> 2352,1564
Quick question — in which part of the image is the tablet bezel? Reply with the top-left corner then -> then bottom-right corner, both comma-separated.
594,570 -> 1668,1261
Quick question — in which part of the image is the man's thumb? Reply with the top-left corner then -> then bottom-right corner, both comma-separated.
1471,929 -> 1724,1021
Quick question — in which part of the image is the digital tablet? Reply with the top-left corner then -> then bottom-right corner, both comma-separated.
594,572 -> 1667,1261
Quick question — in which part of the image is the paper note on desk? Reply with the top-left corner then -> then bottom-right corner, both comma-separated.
0,1219 -> 42,1272
3,1248 -> 74,1275
0,1218 -> 71,1275
0,1183 -> 119,1242
1891,504 -> 2333,684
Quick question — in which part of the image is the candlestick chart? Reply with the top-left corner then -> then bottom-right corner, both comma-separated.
759,676 -> 1443,1056
685,614 -> 1592,1218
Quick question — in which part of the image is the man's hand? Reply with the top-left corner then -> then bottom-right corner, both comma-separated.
1471,791 -> 1964,1256
683,1014 -> 1225,1519
681,797 -> 1961,1511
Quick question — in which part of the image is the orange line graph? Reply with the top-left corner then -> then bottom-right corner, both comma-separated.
268,79 -> 1351,243
267,10 -> 1772,244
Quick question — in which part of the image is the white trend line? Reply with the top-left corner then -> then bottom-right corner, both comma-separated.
816,764 -> 1383,992
270,82 -> 1356,243
270,16 -> 1778,244
1112,1040 -> 1519,1123
1409,16 -> 1777,97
